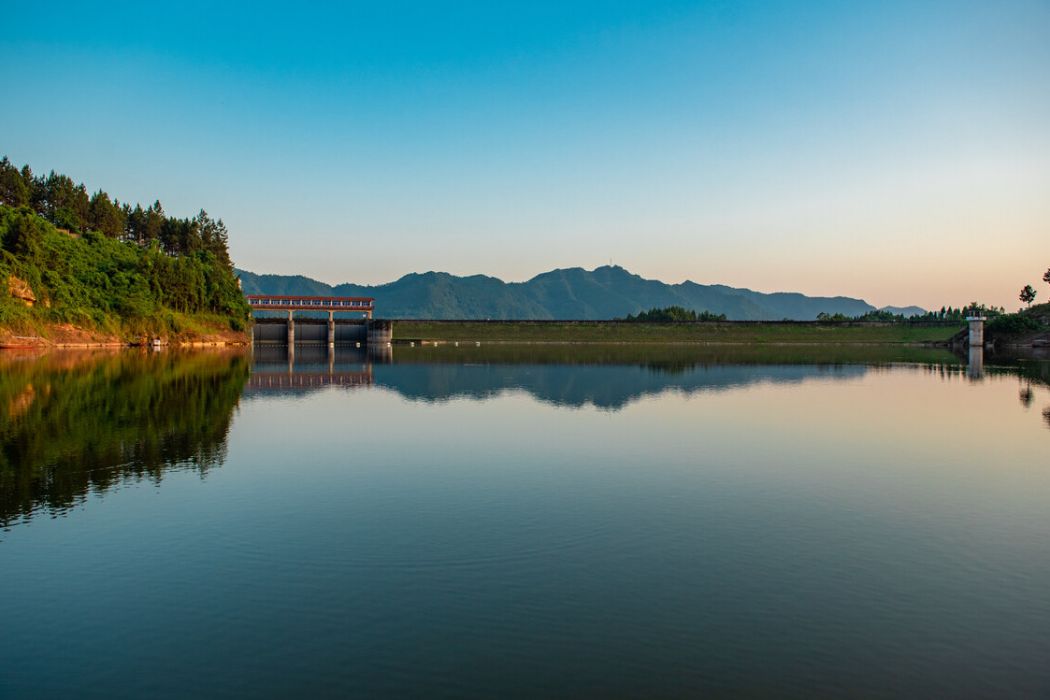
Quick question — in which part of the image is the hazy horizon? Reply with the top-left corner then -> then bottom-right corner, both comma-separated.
2,1 -> 1047,310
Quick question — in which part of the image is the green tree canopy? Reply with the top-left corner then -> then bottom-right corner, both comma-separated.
0,157 -> 29,207
0,156 -> 235,268
622,306 -> 727,322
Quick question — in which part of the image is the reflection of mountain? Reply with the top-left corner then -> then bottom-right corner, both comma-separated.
246,345 -> 965,410
0,350 -> 249,526
373,362 -> 869,409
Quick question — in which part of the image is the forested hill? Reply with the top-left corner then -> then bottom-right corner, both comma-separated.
0,156 -> 249,342
237,265 -> 895,321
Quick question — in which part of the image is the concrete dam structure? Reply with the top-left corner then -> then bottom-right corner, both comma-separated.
252,317 -> 393,346
966,316 -> 985,347
247,294 -> 393,346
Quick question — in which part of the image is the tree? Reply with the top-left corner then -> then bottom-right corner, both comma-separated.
44,171 -> 89,232
21,165 -> 46,214
2,208 -> 47,258
88,190 -> 126,238
0,157 -> 28,207
143,201 -> 165,248
622,306 -> 726,322
1020,285 -> 1037,307
1043,268 -> 1050,287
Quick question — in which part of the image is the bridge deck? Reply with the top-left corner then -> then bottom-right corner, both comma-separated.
247,294 -> 375,313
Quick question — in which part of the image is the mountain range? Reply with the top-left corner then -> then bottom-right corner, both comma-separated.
236,265 -> 924,320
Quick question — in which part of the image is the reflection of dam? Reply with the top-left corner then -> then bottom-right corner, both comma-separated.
248,370 -> 374,391
246,345 -> 388,395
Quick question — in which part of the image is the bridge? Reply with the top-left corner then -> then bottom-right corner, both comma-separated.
246,294 -> 391,347
246,294 -> 374,318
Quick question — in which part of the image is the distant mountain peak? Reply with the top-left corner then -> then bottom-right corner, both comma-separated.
236,265 -> 891,321
879,305 -> 927,317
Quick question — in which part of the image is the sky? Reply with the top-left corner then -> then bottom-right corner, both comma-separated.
1,0 -> 1048,309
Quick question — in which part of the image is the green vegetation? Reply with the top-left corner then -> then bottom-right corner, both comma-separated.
622,306 -> 727,322
0,157 -> 249,341
985,269 -> 1050,343
817,303 -> 1005,324
395,320 -> 964,344
0,350 -> 249,525
0,157 -> 233,260
987,303 -> 1050,342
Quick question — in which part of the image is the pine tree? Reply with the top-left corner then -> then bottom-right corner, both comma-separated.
144,201 -> 165,248
0,157 -> 29,207
88,190 -> 126,238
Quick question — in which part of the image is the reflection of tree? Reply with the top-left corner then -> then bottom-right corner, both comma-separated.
1044,406 -> 1050,429
0,350 -> 249,526
1020,384 -> 1034,408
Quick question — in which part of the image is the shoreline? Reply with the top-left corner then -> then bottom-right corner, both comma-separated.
6,319 -> 1045,350
0,339 -> 250,349
0,327 -> 250,350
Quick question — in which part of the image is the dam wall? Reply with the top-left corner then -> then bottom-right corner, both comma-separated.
252,318 -> 390,345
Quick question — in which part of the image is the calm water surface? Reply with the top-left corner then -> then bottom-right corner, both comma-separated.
1,345 -> 1049,698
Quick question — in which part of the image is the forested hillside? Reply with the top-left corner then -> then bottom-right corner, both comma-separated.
0,157 -> 249,343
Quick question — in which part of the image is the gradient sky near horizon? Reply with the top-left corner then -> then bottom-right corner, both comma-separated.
2,1 -> 1048,309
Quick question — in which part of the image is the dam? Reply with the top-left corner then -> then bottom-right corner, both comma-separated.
247,294 -> 393,346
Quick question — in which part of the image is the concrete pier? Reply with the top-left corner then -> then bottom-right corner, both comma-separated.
366,319 -> 393,345
287,310 -> 295,346
328,311 -> 335,347
966,316 -> 985,347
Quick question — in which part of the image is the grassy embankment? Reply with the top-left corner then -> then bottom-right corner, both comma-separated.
0,205 -> 249,346
390,342 -> 963,367
395,320 -> 964,345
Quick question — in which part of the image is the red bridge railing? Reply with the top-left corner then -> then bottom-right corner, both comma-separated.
246,295 -> 374,313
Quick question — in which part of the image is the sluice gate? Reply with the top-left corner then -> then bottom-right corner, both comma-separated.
251,318 -> 393,346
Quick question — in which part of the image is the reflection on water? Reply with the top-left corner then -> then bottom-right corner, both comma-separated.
250,344 -> 1050,415
3,345 -> 1047,529
969,344 -> 985,378
2,345 -> 1050,698
253,343 -> 959,404
0,349 -> 249,526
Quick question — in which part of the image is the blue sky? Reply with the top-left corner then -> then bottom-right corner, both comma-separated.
2,0 -> 1048,308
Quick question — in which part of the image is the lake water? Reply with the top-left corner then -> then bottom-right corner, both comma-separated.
2,345 -> 1049,698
